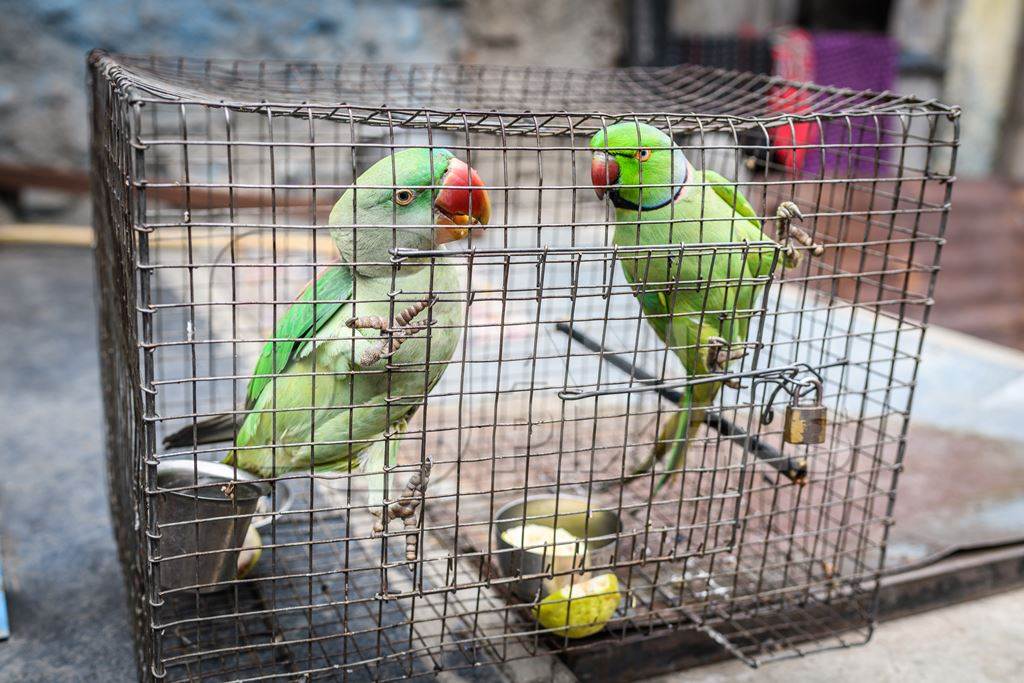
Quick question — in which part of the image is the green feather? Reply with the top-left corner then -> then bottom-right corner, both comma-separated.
702,169 -> 758,226
224,147 -> 468,485
701,168 -> 776,281
592,122 -> 781,490
245,264 -> 353,409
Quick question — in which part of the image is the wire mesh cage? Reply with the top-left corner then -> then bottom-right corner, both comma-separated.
90,51 -> 958,681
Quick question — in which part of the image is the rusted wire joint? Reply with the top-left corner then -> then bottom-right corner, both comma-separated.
346,297 -> 437,367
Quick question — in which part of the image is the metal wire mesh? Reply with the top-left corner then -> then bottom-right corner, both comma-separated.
90,51 -> 958,681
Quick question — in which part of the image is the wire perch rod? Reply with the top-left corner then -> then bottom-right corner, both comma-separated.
555,322 -> 807,484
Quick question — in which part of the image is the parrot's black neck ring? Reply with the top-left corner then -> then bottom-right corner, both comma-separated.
608,162 -> 688,213
609,182 -> 685,212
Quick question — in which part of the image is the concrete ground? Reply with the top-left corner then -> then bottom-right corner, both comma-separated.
0,246 -> 134,681
648,587 -> 1024,683
0,244 -> 1021,681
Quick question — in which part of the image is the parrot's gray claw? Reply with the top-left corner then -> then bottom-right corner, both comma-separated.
349,297 -> 438,367
775,201 -> 823,267
707,336 -> 747,374
372,459 -> 432,563
776,200 -> 803,222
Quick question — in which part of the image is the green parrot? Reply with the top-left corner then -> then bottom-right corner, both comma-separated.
164,147 -> 491,557
589,122 -> 821,492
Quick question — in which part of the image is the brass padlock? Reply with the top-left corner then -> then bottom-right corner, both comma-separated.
783,380 -> 827,445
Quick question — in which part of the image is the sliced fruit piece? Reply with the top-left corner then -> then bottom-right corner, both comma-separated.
534,572 -> 621,639
501,523 -> 584,557
236,524 -> 262,579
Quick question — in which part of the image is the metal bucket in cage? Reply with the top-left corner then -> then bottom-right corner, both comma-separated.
155,460 -> 270,593
495,496 -> 622,601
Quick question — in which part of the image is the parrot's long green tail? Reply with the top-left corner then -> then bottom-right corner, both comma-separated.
652,382 -> 719,493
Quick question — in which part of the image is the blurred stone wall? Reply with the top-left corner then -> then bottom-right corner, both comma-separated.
0,0 -> 628,175
944,0 -> 1024,177
463,0 -> 624,67
0,0 -> 465,170
9,0 -> 1020,180
668,0 -> 796,35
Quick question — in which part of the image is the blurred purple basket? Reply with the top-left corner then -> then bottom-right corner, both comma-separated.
806,31 -> 900,175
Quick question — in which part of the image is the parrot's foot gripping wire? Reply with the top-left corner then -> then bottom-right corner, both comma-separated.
775,201 -> 823,267
346,296 -> 438,366
372,459 -> 432,563
707,336 -> 748,388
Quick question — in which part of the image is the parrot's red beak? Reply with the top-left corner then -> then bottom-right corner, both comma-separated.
435,157 -> 491,244
591,152 -> 620,201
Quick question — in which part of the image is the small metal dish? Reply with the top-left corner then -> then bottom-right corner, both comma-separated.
494,495 -> 622,601
160,457 -> 292,529
155,460 -> 271,593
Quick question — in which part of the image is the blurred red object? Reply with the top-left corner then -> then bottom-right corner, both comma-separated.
770,28 -> 817,173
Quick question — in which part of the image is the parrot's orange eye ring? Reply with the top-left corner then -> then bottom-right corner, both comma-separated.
393,188 -> 416,205
636,148 -> 652,162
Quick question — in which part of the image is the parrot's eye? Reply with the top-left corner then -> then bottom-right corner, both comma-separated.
635,148 -> 652,162
393,189 -> 416,206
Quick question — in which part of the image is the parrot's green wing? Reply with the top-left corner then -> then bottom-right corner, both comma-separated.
701,169 -> 759,229
636,290 -> 673,342
246,265 -> 354,409
701,169 -> 777,279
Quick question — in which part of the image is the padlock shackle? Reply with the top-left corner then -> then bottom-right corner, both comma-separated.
757,366 -> 826,425
794,378 -> 823,404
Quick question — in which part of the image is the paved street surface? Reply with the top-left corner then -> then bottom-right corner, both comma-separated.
0,244 -> 1021,681
0,246 -> 135,681
648,587 -> 1024,683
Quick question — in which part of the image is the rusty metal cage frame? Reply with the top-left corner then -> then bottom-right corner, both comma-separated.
90,51 -> 958,681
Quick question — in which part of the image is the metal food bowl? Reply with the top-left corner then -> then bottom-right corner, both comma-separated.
155,460 -> 271,593
494,495 -> 622,601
